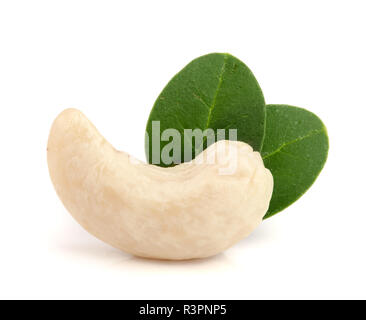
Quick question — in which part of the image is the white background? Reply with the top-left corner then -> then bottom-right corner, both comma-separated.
0,0 -> 365,300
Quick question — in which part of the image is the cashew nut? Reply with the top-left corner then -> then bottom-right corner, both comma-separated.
47,109 -> 273,260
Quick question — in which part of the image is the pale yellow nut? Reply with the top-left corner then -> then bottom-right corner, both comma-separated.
47,109 -> 273,260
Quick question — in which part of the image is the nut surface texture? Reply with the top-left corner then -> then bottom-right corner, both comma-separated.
48,109 -> 273,260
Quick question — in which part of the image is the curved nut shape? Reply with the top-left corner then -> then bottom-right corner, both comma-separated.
48,109 -> 273,260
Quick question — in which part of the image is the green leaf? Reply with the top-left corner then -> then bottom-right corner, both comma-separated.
262,104 -> 329,219
145,53 -> 266,166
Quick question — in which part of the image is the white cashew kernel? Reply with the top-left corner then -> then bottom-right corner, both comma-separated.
47,109 -> 273,260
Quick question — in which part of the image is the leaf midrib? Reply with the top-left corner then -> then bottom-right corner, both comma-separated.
193,54 -> 229,155
203,54 -> 229,131
262,128 -> 325,160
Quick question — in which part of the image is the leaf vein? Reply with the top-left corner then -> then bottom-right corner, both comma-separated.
262,128 -> 325,160
192,92 -> 211,109
204,54 -> 228,131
